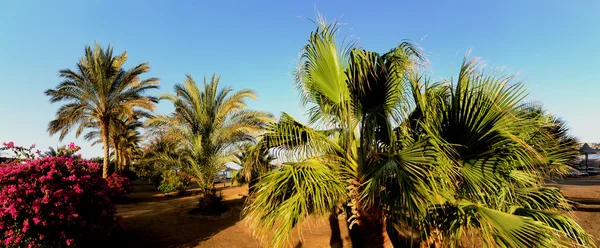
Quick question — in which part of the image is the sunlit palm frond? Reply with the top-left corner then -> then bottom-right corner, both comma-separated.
147,74 -> 272,191
513,208 -> 596,247
243,158 -> 347,247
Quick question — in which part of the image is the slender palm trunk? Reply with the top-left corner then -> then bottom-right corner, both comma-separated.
101,122 -> 110,178
120,152 -> 125,172
122,152 -> 127,172
114,142 -> 120,174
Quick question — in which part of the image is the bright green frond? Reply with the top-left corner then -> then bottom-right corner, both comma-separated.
243,158 -> 347,247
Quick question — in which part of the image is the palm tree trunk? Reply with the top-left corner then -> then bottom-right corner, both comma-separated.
114,143 -> 120,174
356,213 -> 393,248
120,152 -> 125,172
121,152 -> 127,172
348,179 -> 393,248
101,122 -> 110,178
248,177 -> 258,195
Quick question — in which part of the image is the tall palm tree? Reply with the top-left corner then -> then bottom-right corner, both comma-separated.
85,115 -> 144,173
243,20 -> 594,247
147,74 -> 273,194
45,42 -> 159,178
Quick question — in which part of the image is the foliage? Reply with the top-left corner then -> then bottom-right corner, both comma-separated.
243,18 -> 594,248
2,142 -> 82,164
43,143 -> 82,158
146,75 -> 273,193
45,42 -> 159,178
85,115 -> 145,174
233,142 -> 276,194
119,169 -> 139,181
0,156 -> 121,247
1,142 -> 40,162
157,170 -> 192,195
105,173 -> 134,201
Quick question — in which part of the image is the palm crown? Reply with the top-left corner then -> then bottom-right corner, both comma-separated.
243,20 -> 594,248
147,74 -> 274,192
45,42 -> 159,178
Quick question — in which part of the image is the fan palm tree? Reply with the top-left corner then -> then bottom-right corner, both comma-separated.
242,20 -> 594,248
147,74 -> 273,194
45,42 -> 159,178
515,102 -> 581,176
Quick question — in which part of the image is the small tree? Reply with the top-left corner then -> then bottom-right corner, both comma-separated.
146,74 -> 273,206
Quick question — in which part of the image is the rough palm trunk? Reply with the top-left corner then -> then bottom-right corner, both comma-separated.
101,122 -> 110,178
348,178 -> 393,248
356,213 -> 393,248
121,152 -> 126,172
114,142 -> 120,175
248,172 -> 259,195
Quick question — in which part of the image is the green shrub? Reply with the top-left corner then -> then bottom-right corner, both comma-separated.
157,170 -> 191,195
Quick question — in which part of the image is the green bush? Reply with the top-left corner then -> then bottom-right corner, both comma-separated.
157,170 -> 191,195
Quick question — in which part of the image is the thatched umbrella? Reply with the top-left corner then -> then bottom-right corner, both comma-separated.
580,143 -> 599,170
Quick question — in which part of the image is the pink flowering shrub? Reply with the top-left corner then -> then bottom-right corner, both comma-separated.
53,142 -> 81,158
0,156 -> 121,247
105,174 -> 134,201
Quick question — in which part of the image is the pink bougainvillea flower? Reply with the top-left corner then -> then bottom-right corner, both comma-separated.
0,155 -> 122,247
3,141 -> 14,148
67,142 -> 76,150
30,144 -> 36,149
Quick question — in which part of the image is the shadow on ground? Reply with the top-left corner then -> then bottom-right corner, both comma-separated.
107,184 -> 254,248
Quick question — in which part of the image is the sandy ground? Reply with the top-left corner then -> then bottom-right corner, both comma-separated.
113,177 -> 600,248
114,183 -> 350,248
552,175 -> 600,245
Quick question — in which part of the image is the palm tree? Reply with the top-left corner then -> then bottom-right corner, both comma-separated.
147,74 -> 273,195
45,42 -> 159,178
233,142 -> 276,195
43,146 -> 58,157
85,115 -> 144,173
137,132 -> 181,183
242,20 -> 594,247
516,102 -> 581,176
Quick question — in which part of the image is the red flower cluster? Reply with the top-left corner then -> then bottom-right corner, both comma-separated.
0,156 -> 121,247
105,174 -> 134,201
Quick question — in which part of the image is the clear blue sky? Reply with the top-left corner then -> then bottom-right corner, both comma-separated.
1,0 -> 599,158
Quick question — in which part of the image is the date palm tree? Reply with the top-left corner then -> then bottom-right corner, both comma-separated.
147,74 -> 273,195
233,141 -> 276,195
85,115 -> 144,173
45,42 -> 158,178
243,20 -> 594,247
